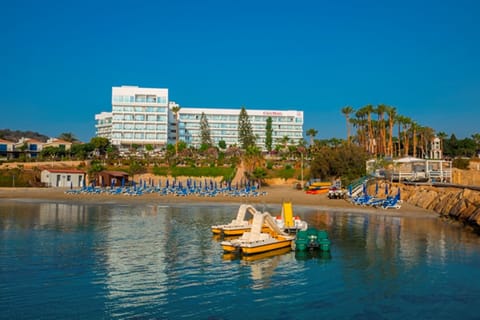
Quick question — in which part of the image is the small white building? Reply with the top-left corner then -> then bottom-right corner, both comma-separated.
391,157 -> 452,183
430,137 -> 442,159
0,138 -> 14,160
41,169 -> 86,188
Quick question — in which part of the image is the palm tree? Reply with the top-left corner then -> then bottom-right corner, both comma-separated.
354,108 -> 368,151
385,106 -> 397,157
358,105 -> 375,154
410,121 -> 418,158
376,104 -> 387,156
418,126 -> 435,158
341,106 -> 354,144
243,145 -> 265,177
437,131 -> 448,156
58,132 -> 77,143
171,105 -> 181,155
280,135 -> 290,149
306,128 -> 318,146
397,115 -> 411,156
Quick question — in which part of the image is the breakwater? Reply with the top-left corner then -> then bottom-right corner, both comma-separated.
401,185 -> 480,232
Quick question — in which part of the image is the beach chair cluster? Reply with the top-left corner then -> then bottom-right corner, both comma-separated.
348,182 -> 402,209
65,178 -> 267,198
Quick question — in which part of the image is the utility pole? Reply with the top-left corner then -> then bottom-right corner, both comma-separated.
301,152 -> 304,188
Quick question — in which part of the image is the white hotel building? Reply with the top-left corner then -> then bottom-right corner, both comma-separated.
95,86 -> 304,151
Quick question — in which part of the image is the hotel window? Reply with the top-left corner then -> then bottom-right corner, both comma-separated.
135,95 -> 146,103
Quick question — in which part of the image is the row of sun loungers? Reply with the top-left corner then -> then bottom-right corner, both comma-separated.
348,183 -> 402,209
65,185 -> 267,198
350,194 -> 401,209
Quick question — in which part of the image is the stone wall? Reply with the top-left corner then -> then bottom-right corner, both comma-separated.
401,184 -> 480,231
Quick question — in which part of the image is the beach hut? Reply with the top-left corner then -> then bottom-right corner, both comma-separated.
41,169 -> 86,188
97,171 -> 129,187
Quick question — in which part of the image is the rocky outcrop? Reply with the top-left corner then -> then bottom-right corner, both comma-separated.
401,185 -> 480,231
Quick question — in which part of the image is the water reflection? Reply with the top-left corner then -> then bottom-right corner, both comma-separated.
1,201 -> 480,319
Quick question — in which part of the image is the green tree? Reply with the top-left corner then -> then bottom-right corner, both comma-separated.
129,160 -> 146,177
265,117 -> 273,153
310,144 -> 368,185
200,112 -> 212,147
238,107 -> 255,149
218,140 -> 227,150
471,133 -> 480,155
90,137 -> 110,157
88,160 -> 105,184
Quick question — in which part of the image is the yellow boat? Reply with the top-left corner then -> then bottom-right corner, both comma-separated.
272,201 -> 308,234
221,211 -> 296,255
211,204 -> 259,236
213,202 -> 307,238
241,246 -> 292,262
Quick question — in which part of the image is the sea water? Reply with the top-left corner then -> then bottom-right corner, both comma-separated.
1,200 -> 479,319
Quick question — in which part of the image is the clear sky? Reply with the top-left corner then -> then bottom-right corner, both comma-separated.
1,0 -> 479,142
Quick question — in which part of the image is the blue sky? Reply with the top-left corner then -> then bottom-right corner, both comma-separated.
1,0 -> 479,142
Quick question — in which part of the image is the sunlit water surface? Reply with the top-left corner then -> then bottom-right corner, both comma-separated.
1,200 -> 480,319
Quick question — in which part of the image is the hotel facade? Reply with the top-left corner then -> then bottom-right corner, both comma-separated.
95,85 -> 304,151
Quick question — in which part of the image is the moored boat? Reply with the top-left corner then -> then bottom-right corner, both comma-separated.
295,228 -> 331,252
221,211 -> 296,255
305,181 -> 332,195
211,204 -> 260,236
274,201 -> 308,234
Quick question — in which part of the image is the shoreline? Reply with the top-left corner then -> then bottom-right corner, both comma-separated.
0,185 -> 437,218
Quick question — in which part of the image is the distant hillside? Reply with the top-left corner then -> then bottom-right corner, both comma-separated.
0,129 -> 49,142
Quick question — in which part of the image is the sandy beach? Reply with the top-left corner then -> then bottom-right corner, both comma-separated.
0,185 -> 437,218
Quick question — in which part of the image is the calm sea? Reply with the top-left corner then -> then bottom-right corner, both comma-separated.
1,200 -> 479,320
